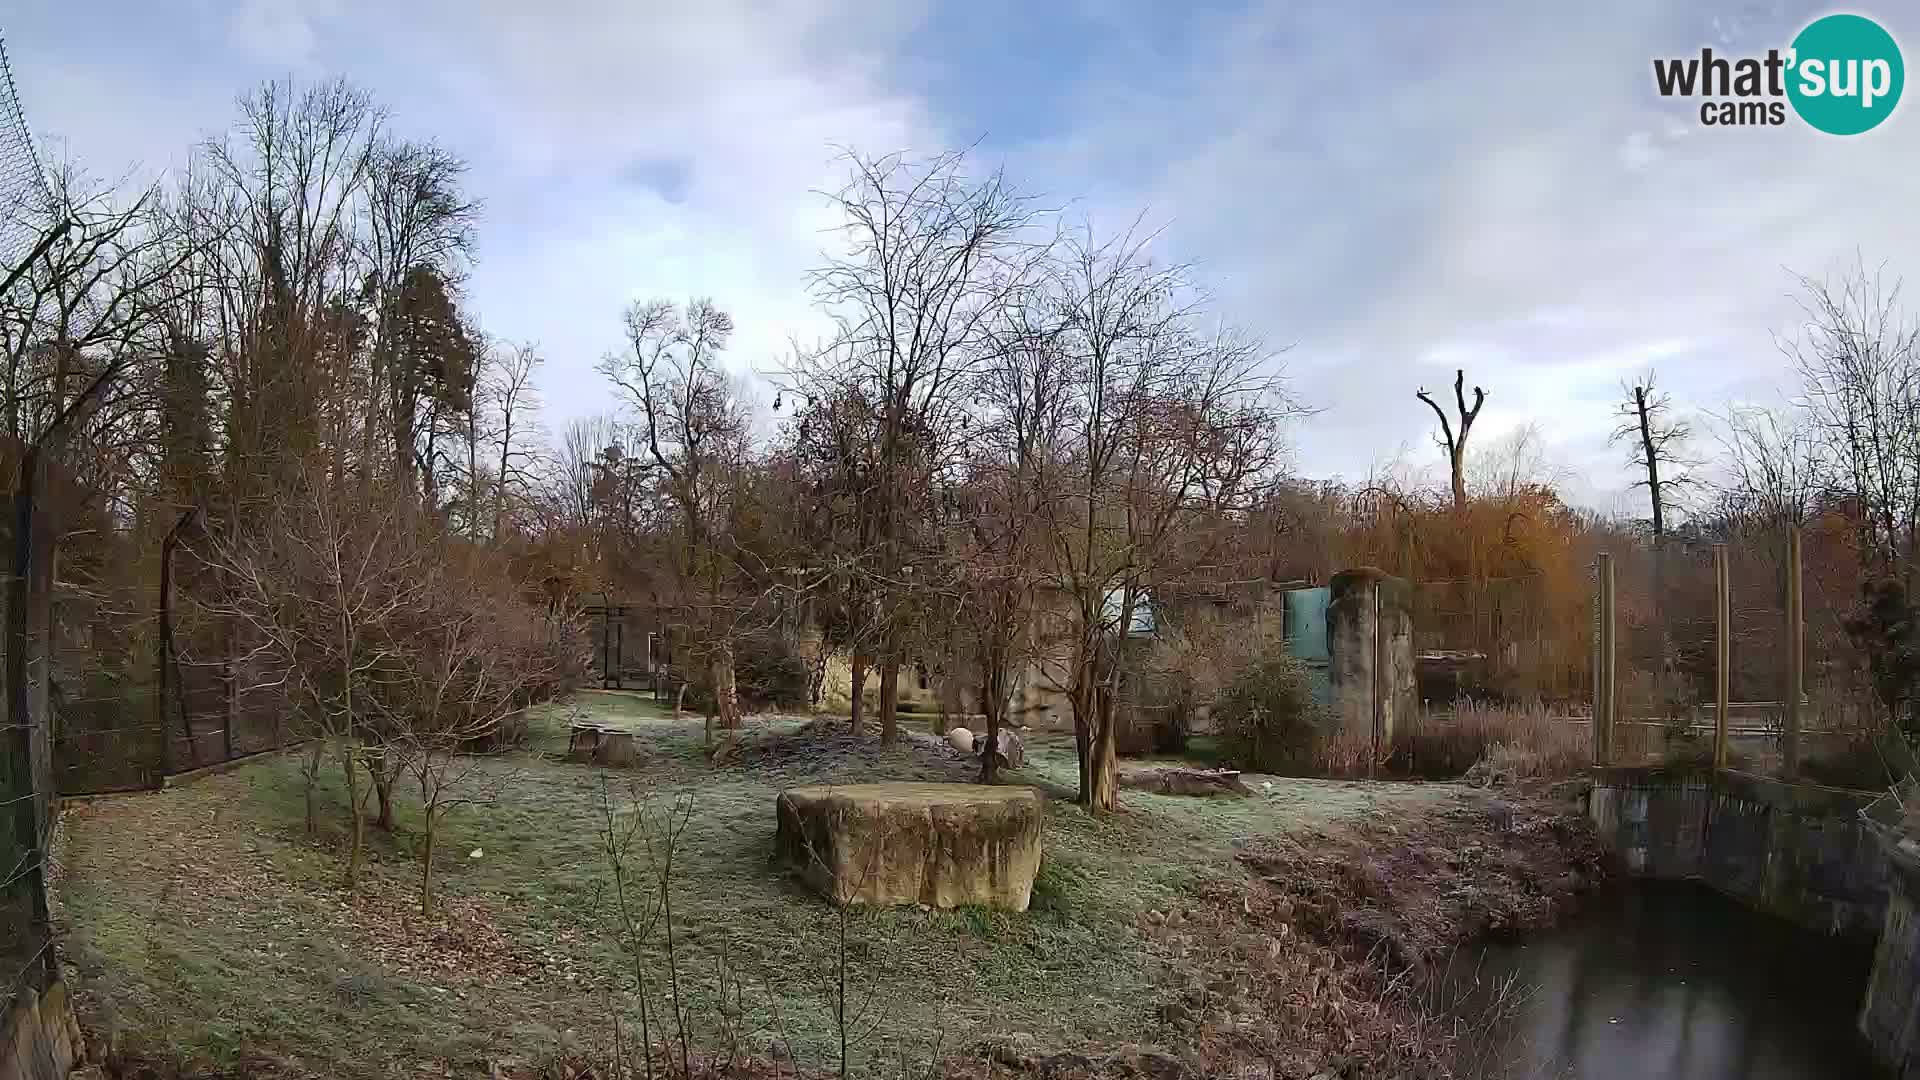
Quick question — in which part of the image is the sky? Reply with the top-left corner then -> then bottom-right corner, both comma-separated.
6,0 -> 1918,515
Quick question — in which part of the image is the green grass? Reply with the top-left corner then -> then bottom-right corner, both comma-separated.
56,692 -> 1453,1078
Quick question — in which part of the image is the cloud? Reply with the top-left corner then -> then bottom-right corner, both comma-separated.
5,0 -> 1916,512
225,0 -> 338,68
1006,0 -> 1920,500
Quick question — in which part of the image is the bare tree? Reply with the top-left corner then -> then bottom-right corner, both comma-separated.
1035,223 -> 1294,811
1416,369 -> 1486,513
1783,262 -> 1920,732
197,460 -> 437,894
399,558 -> 557,914
800,148 -> 1053,744
1610,372 -> 1696,712
1785,263 -> 1920,582
598,298 -> 754,738
1610,373 -> 1696,540
200,79 -> 384,503
485,341 -> 543,544
1713,402 -> 1822,528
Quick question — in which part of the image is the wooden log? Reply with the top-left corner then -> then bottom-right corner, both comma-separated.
597,730 -> 638,768
1118,767 -> 1252,797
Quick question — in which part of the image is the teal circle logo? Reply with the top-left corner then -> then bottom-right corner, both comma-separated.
1788,14 -> 1904,135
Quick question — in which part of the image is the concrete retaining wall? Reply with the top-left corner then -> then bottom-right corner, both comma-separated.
1862,845 -> 1920,1079
1590,766 -> 1888,939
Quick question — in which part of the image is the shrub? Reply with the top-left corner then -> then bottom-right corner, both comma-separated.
1799,737 -> 1899,791
1214,655 -> 1322,773
685,635 -> 811,714
736,636 -> 811,710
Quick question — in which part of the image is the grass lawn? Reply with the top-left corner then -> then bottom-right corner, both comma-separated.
54,690 -> 1456,1078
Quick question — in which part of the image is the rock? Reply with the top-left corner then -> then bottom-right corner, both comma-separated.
774,782 -> 1045,910
947,727 -> 975,753
1135,1049 -> 1187,1079
980,727 -> 1025,769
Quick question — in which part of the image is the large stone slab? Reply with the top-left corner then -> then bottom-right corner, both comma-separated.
774,782 -> 1044,911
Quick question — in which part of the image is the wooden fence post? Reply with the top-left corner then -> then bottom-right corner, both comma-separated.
1596,552 -> 1615,766
1714,543 -> 1731,771
1785,525 -> 1804,778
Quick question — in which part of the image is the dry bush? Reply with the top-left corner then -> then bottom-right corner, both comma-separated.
1384,702 -> 1589,781
1305,703 -> 1592,782
1160,793 -> 1605,1079
1214,655 -> 1323,773
1798,736 -> 1899,791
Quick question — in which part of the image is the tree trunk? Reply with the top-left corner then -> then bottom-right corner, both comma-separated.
878,653 -> 900,745
980,637 -> 1011,784
343,740 -> 364,896
935,671 -> 959,737
979,663 -> 1004,785
1088,683 -> 1120,812
1072,668 -> 1093,806
711,639 -> 740,732
369,748 -> 397,831
303,739 -> 324,837
421,803 -> 437,916
849,650 -> 869,734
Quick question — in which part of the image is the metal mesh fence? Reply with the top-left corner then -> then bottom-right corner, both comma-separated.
1601,526 -> 1878,778
48,580 -> 298,797
0,34 -> 50,266
0,29 -> 57,1017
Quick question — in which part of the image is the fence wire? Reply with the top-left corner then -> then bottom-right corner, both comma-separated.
0,34 -> 50,267
50,579 -> 297,796
1601,528 -> 1877,775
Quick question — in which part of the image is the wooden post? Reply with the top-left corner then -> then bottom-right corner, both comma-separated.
1369,582 -> 1382,780
1785,525 -> 1804,778
1714,543 -> 1731,771
1595,553 -> 1615,766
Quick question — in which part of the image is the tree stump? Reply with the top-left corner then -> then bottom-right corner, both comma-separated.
598,730 -> 638,767
775,783 -> 1044,910
567,725 -> 603,763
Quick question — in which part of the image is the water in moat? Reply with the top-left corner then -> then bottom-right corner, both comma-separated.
1449,879 -> 1889,1079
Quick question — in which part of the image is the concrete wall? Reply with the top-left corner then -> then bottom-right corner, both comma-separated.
0,980 -> 80,1080
1590,766 -> 1888,939
1862,845 -> 1920,1078
1327,569 -> 1415,739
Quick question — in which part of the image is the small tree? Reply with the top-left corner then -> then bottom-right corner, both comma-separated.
399,561 -> 560,914
199,460 -> 437,894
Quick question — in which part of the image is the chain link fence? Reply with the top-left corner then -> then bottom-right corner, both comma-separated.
1598,525 -> 1880,781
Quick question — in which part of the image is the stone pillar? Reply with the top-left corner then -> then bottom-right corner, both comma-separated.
1327,568 -> 1415,743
